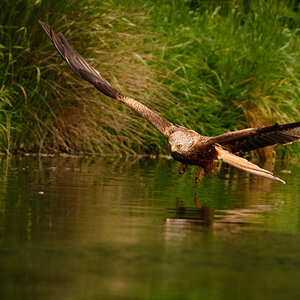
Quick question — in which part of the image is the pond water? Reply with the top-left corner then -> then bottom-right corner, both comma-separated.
0,155 -> 300,299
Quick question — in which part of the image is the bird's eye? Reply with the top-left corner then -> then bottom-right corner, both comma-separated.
177,144 -> 182,149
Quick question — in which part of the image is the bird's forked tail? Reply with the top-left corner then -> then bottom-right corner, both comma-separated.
214,145 -> 285,184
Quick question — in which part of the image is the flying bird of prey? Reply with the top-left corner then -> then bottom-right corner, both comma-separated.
39,21 -> 300,184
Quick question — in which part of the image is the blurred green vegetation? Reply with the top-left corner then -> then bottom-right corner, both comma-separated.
0,0 -> 299,156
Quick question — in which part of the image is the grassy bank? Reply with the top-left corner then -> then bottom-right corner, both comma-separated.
1,0 -> 299,157
0,0 -> 174,154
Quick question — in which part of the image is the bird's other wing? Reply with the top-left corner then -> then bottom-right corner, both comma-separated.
214,145 -> 285,183
211,122 -> 300,153
39,21 -> 174,138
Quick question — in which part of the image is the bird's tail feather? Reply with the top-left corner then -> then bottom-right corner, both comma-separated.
214,145 -> 285,184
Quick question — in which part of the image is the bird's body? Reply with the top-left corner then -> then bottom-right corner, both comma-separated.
39,21 -> 300,184
168,128 -> 215,167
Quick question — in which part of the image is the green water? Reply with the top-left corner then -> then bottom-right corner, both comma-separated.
0,156 -> 300,300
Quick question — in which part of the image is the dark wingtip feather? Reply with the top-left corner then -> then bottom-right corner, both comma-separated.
39,20 -> 52,40
259,121 -> 300,134
39,20 -> 118,99
39,20 -> 66,59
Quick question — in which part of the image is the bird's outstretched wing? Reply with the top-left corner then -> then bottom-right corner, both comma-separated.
39,21 -> 174,138
214,145 -> 285,183
211,122 -> 300,153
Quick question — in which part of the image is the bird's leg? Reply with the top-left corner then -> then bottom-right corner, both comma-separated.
177,163 -> 187,176
195,168 -> 204,183
194,193 -> 201,209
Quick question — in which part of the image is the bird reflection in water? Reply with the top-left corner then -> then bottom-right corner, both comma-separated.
166,194 -> 213,228
166,189 -> 284,234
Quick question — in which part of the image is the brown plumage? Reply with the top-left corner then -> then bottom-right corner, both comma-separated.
39,21 -> 300,184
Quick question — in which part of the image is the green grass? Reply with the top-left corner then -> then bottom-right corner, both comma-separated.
147,0 -> 300,130
0,0 -> 299,157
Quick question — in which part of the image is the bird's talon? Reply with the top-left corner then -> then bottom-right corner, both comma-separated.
195,168 -> 204,183
177,163 -> 187,176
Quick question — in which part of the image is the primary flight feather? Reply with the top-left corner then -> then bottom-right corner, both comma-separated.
39,21 -> 300,184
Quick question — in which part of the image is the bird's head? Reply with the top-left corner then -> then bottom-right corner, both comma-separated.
169,131 -> 194,154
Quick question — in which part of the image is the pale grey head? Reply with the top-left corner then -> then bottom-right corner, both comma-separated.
168,130 -> 196,154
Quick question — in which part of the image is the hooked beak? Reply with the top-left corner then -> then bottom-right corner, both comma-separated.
170,145 -> 178,152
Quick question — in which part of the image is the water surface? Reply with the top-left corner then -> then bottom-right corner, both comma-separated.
0,156 -> 300,299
